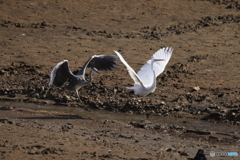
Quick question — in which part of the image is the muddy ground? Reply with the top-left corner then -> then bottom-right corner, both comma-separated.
0,0 -> 240,159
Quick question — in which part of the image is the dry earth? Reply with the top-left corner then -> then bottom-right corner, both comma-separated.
0,0 -> 240,159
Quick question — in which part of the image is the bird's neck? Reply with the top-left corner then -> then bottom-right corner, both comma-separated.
151,60 -> 157,87
150,59 -> 155,76
86,69 -> 94,84
151,59 -> 154,70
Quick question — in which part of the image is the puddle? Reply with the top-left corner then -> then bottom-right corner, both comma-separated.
0,101 -> 237,134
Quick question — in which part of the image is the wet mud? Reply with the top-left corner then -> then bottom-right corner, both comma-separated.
0,102 -> 239,159
0,0 -> 240,159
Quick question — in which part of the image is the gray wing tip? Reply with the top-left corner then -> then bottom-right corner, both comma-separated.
86,54 -> 119,71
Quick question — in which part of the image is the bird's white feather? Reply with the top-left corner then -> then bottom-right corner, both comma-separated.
137,47 -> 173,87
114,51 -> 144,87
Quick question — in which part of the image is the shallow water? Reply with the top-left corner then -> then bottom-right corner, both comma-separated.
0,101 -> 237,134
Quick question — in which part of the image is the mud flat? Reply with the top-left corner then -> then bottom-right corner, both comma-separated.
0,101 -> 239,159
0,0 -> 240,159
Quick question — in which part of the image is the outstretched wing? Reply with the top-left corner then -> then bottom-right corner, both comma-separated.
114,50 -> 144,87
76,55 -> 118,76
49,60 -> 75,87
152,47 -> 173,76
137,47 -> 173,87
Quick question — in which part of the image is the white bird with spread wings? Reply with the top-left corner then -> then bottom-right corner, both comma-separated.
114,47 -> 173,96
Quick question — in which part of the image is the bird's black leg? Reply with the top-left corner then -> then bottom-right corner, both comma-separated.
76,90 -> 81,102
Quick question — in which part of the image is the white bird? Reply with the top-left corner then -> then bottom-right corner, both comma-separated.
114,47 -> 173,96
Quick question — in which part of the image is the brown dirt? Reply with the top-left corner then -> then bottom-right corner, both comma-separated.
0,0 -> 240,159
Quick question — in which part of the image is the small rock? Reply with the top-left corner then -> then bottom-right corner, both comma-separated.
166,148 -> 172,152
160,101 -> 166,105
40,86 -> 45,92
220,109 -> 228,113
113,88 -> 117,94
42,101 -> 49,105
0,70 -> 5,75
103,120 -> 109,124
63,95 -> 71,101
178,150 -> 189,156
174,105 -> 182,111
193,86 -> 200,91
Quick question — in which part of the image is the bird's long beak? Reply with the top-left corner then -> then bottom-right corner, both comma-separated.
155,59 -> 165,61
